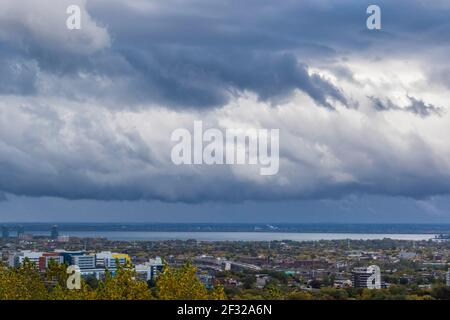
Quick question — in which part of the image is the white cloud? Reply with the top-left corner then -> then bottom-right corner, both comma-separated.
0,0 -> 110,54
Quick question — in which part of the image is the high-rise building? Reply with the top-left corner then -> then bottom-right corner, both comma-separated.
351,265 -> 381,289
17,225 -> 25,239
51,225 -> 59,239
1,226 -> 9,239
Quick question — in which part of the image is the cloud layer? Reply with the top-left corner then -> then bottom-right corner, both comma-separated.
0,0 -> 450,203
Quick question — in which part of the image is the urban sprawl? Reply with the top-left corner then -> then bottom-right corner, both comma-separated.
1,225 -> 450,300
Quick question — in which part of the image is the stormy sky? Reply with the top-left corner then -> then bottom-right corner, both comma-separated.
1,0 -> 450,222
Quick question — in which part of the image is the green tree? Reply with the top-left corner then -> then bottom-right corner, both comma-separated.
431,284 -> 450,300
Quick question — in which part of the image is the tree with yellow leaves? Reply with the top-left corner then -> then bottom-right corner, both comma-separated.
45,261 -> 96,300
156,262 -> 226,300
95,261 -> 152,300
0,260 -> 47,300
0,259 -> 226,300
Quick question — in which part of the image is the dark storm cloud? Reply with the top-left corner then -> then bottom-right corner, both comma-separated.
1,0 -> 450,205
2,0 -> 450,109
0,0 -> 367,109
118,47 -> 348,109
369,96 -> 443,117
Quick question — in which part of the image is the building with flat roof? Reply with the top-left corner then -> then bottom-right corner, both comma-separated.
135,257 -> 163,281
9,250 -> 43,267
96,251 -> 130,269
72,254 -> 96,269
8,250 -> 139,278
352,265 -> 381,289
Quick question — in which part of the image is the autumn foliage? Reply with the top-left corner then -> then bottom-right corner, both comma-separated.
0,260 -> 226,300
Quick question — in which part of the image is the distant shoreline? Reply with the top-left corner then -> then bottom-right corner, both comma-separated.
1,223 -> 450,234
4,231 -> 437,242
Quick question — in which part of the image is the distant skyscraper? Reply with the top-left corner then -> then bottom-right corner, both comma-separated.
352,265 -> 381,289
17,225 -> 25,239
51,225 -> 59,239
1,226 -> 9,239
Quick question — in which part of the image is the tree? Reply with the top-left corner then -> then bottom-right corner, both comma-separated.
262,284 -> 283,300
0,260 -> 47,300
210,283 -> 227,300
286,291 -> 313,300
242,275 -> 255,289
431,284 -> 450,300
95,262 -> 152,300
156,262 -> 225,300
318,288 -> 349,300
49,282 -> 97,300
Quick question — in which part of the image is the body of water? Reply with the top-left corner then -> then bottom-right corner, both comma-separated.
29,231 -> 437,241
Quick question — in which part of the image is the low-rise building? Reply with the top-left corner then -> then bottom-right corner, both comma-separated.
135,257 -> 163,281
72,254 -> 96,269
9,250 -> 43,267
96,251 -> 130,269
255,274 -> 270,289
9,250 -> 132,274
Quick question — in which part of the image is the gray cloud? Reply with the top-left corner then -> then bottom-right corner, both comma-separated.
369,96 -> 443,117
0,0 -> 450,204
0,58 -> 38,95
120,48 -> 348,109
2,0 -> 450,109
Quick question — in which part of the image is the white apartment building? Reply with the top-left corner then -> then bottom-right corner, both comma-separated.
135,257 -> 164,281
9,250 -> 42,267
